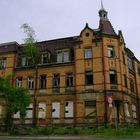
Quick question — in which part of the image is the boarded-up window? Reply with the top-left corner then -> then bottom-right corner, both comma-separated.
124,102 -> 130,117
26,104 -> 33,119
132,104 -> 137,119
65,101 -> 74,118
14,111 -> 20,119
85,101 -> 96,118
52,102 -> 60,118
38,102 -> 46,119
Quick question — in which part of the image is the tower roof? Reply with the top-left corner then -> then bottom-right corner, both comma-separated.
98,0 -> 117,36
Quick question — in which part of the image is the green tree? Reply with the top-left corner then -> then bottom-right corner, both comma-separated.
21,23 -> 40,66
0,76 -> 30,130
21,23 -> 40,125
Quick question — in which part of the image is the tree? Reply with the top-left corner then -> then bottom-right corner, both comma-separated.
0,76 -> 30,130
21,23 -> 40,66
21,23 -> 40,125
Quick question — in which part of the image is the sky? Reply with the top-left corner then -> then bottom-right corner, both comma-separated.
0,0 -> 140,59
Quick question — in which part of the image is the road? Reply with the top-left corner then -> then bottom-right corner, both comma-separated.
0,137 -> 139,140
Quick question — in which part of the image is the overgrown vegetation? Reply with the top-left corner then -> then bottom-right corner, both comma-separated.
0,76 -> 30,131
8,125 -> 140,138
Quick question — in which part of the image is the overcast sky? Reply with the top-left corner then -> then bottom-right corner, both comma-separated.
0,0 -> 140,59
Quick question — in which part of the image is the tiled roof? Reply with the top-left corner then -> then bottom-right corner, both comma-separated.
99,20 -> 117,36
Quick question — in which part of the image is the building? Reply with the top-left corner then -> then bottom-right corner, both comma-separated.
0,4 -> 140,126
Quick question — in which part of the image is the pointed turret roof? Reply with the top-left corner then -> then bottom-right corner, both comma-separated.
98,0 -> 117,36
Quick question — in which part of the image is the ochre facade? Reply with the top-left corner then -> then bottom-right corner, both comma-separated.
0,6 -> 140,126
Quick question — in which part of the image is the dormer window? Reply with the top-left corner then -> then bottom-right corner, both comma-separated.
56,49 -> 69,63
21,57 -> 26,66
42,53 -> 49,64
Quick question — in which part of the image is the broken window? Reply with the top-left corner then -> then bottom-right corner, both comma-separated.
53,74 -> 60,88
109,70 -> 117,84
39,75 -> 46,89
16,77 -> 22,87
84,48 -> 92,59
108,46 -> 115,58
28,76 -> 34,89
66,73 -> 73,87
41,53 -> 49,64
85,71 -> 93,85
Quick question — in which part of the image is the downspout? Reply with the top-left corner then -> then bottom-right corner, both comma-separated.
101,35 -> 108,125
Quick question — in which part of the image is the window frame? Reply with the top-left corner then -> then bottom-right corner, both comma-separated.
53,74 -> 60,88
108,46 -> 115,58
66,73 -> 73,87
84,48 -> 92,59
39,75 -> 47,89
109,70 -> 117,85
16,77 -> 22,88
56,49 -> 70,63
28,76 -> 34,89
85,71 -> 93,86
0,58 -> 6,69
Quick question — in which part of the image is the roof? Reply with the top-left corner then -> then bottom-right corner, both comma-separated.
0,41 -> 19,53
99,19 -> 117,36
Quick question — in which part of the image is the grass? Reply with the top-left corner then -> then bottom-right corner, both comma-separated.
6,125 -> 140,138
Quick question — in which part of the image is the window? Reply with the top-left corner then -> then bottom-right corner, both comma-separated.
26,104 -> 33,119
124,102 -> 130,117
128,57 -> 133,70
137,67 -> 140,76
16,77 -> 22,87
132,104 -> 137,119
65,101 -> 74,118
56,50 -> 69,63
108,46 -> 115,58
52,102 -> 60,118
39,75 -> 46,89
38,102 -> 46,119
66,73 -> 73,87
124,74 -> 127,88
130,78 -> 134,93
84,48 -> 92,59
85,101 -> 96,118
85,71 -> 93,85
21,57 -> 26,66
53,74 -> 60,88
42,53 -> 49,64
109,70 -> 117,84
122,52 -> 125,64
28,76 -> 34,89
0,58 -> 6,69
63,51 -> 69,62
